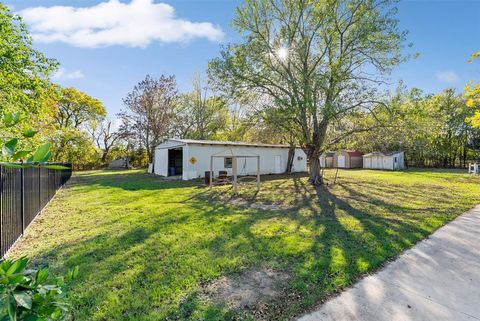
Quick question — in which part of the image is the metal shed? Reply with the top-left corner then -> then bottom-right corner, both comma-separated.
334,150 -> 364,168
363,151 -> 405,170
153,139 -> 308,180
320,152 -> 335,168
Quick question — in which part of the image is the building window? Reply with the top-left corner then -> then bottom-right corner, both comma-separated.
394,157 -> 397,163
224,157 -> 233,168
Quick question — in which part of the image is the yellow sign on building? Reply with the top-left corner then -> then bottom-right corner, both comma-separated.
189,156 -> 197,165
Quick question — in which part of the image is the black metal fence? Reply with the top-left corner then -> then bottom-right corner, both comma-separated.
0,164 -> 72,257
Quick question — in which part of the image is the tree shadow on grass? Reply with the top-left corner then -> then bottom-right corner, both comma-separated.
14,171 -> 472,321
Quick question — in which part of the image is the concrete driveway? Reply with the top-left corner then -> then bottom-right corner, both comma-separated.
296,206 -> 480,321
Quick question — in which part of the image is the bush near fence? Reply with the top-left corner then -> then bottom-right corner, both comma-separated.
0,164 -> 72,257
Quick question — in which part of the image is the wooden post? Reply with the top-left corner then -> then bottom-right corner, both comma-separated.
209,156 -> 213,189
256,156 -> 260,191
232,156 -> 237,194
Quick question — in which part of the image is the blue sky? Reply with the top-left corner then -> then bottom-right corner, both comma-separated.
9,0 -> 480,117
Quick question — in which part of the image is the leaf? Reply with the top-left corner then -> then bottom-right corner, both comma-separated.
50,308 -> 62,320
39,151 -> 52,164
3,113 -> 13,127
13,292 -> 32,310
3,139 -> 18,157
7,295 -> 16,321
23,314 -> 37,321
43,165 -> 69,170
6,260 -> 21,276
12,151 -> 31,161
36,268 -> 49,284
0,162 -> 30,169
32,144 -> 51,163
11,112 -> 21,126
22,129 -> 38,138
55,277 -> 64,287
3,112 -> 21,127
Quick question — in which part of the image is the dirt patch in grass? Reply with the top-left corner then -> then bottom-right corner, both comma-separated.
228,197 -> 293,211
203,268 -> 291,319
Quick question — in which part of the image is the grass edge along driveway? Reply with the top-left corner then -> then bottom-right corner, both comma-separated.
8,169 -> 480,320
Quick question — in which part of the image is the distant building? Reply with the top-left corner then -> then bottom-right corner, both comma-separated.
109,157 -> 130,169
363,151 -> 405,170
334,150 -> 364,168
320,152 -> 335,168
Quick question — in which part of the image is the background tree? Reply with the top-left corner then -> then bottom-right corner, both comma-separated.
54,86 -> 106,129
119,75 -> 178,163
89,118 -> 122,163
344,88 -> 474,167
210,0 -> 409,184
0,4 -> 57,116
466,51 -> 480,127
173,74 -> 228,140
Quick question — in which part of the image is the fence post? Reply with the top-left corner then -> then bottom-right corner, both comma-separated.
0,166 -> 3,255
20,167 -> 25,233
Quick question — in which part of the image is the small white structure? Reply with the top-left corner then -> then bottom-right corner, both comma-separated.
468,163 -> 480,174
153,139 -> 308,180
109,157 -> 130,169
363,151 -> 405,170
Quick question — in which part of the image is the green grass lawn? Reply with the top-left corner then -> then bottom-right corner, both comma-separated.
8,168 -> 480,320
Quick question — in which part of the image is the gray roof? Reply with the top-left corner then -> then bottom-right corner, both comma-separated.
163,138 -> 293,149
321,152 -> 335,157
363,151 -> 404,157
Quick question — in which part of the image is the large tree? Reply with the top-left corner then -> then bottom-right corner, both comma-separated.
0,4 -> 57,116
210,0 -> 408,184
119,75 -> 178,163
173,74 -> 228,140
54,87 -> 106,129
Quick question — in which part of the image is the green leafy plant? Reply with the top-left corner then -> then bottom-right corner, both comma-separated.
1,111 -> 63,169
0,257 -> 78,321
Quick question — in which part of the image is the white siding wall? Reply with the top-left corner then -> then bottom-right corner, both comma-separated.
363,152 -> 404,170
182,144 -> 307,180
154,141 -> 308,180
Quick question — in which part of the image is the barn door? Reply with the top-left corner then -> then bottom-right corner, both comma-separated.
274,155 -> 282,174
155,149 -> 169,176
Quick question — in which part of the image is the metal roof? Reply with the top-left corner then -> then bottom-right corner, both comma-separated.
162,138 -> 292,149
363,151 -> 404,157
321,152 -> 336,157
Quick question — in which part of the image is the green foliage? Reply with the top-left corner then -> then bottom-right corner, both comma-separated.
53,87 -> 106,129
0,4 -> 57,115
0,112 -> 55,168
340,88 -> 476,167
174,76 -> 229,140
465,50 -> 480,127
49,129 -> 100,169
0,258 -> 78,321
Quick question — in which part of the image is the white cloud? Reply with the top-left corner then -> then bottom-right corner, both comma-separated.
436,71 -> 459,83
19,0 -> 224,48
52,68 -> 85,80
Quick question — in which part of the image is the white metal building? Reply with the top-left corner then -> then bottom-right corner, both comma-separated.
153,139 -> 308,180
363,151 -> 405,170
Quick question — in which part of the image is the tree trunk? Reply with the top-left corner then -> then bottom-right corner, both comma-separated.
286,144 -> 295,173
306,149 -> 323,185
101,150 -> 108,163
